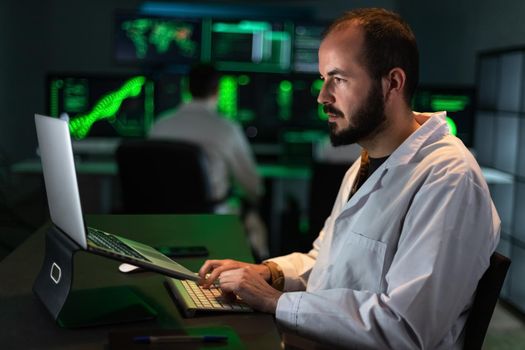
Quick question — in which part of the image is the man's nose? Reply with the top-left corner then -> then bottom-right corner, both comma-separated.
317,82 -> 335,105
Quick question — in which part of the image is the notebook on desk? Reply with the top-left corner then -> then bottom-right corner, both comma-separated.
165,278 -> 253,317
34,114 -> 198,281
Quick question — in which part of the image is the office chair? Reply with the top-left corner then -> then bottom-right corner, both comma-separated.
280,161 -> 351,255
463,251 -> 511,350
116,139 -> 219,214
308,161 -> 351,233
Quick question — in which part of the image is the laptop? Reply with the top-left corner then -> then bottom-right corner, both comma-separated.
34,114 -> 199,281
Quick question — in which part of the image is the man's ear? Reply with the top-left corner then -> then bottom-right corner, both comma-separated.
382,67 -> 406,102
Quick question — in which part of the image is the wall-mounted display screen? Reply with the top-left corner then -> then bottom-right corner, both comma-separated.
47,74 -> 155,139
114,13 -> 202,66
293,23 -> 326,73
207,19 -> 293,73
113,10 -> 326,74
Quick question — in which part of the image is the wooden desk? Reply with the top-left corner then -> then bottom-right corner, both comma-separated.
0,214 -> 282,349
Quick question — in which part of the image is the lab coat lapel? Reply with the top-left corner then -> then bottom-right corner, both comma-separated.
339,164 -> 387,220
336,111 -> 449,222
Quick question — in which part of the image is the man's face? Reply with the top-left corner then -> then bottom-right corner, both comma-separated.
318,24 -> 387,146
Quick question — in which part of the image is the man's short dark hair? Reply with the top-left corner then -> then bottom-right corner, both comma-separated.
325,8 -> 419,104
188,63 -> 220,99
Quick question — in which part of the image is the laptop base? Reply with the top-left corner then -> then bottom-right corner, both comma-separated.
33,226 -> 157,328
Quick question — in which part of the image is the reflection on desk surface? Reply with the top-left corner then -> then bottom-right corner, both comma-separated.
11,159 -> 312,179
0,214 -> 282,349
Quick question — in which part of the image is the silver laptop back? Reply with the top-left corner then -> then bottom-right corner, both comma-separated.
35,114 -> 87,249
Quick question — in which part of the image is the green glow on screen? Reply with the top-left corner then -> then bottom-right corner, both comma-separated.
278,80 -> 293,120
122,19 -> 197,59
268,32 -> 291,41
68,76 -> 146,139
283,130 -> 327,143
218,75 -> 238,120
213,21 -> 271,33
181,77 -> 192,103
431,95 -> 470,112
310,79 -> 328,120
144,81 -> 155,130
311,79 -> 323,96
50,80 -> 63,117
280,80 -> 292,92
257,164 -> 311,179
446,117 -> 457,136
238,75 -> 250,86
299,217 -> 309,234
64,81 -> 89,112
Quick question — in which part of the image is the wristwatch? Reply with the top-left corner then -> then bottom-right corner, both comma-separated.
262,261 -> 284,291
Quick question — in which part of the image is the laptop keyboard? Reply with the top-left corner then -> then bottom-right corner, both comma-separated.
87,227 -> 149,261
179,279 -> 252,312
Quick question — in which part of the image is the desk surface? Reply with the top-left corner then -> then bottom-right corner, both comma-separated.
11,158 -> 311,180
12,158 -> 514,184
0,214 -> 282,350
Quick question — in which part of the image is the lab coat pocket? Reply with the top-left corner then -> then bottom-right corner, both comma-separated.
334,230 -> 387,293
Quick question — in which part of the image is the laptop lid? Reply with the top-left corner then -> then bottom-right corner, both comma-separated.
35,114 -> 88,249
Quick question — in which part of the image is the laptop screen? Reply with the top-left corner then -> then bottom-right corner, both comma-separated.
35,114 -> 88,249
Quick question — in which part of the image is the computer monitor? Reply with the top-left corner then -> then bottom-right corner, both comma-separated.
412,86 -> 476,147
293,22 -> 327,73
214,72 -> 328,143
114,12 -> 202,67
47,74 -> 155,139
206,19 -> 293,73
153,73 -> 188,117
214,72 -> 285,142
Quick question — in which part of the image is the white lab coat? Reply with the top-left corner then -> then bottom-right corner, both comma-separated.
269,112 -> 500,349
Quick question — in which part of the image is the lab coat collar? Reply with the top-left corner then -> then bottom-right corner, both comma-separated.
383,111 -> 449,170
339,111 -> 449,217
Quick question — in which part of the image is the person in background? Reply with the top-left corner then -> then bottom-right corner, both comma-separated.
198,8 -> 500,348
149,63 -> 268,258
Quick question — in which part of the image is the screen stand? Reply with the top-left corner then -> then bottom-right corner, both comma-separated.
33,226 -> 157,328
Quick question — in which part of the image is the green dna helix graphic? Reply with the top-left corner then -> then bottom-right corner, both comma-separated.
68,76 -> 146,139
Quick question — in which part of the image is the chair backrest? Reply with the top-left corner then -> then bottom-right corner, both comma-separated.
279,161 -> 351,255
116,139 -> 215,214
463,251 -> 511,350
308,161 -> 351,235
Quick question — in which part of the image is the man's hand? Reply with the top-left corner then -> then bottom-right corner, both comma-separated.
198,259 -> 270,288
218,267 -> 282,314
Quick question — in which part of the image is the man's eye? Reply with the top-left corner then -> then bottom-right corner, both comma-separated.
334,77 -> 344,83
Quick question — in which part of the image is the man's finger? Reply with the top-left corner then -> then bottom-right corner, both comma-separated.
201,266 -> 228,288
198,259 -> 222,278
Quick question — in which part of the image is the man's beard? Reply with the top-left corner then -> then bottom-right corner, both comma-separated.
326,80 -> 387,147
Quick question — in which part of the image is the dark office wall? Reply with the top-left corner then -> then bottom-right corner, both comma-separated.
470,1 -> 525,52
0,0 -> 141,166
398,0 -> 525,86
0,0 -> 49,166
312,0 -> 398,21
0,3 -> 6,158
